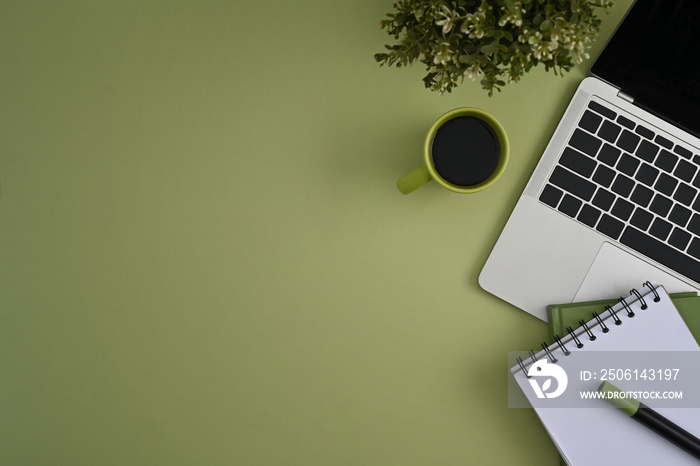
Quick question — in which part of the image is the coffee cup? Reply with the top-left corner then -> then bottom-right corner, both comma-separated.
397,108 -> 509,194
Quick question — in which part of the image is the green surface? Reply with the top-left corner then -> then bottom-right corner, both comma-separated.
0,1 -> 634,465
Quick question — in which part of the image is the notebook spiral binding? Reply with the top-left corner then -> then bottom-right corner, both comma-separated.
516,281 -> 661,378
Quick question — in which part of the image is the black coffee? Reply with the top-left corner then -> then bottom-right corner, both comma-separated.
430,116 -> 501,187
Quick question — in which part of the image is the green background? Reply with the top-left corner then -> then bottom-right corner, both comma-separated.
0,1 -> 633,464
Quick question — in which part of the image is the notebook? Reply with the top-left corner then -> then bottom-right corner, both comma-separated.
480,0 -> 700,320
546,291 -> 700,466
511,283 -> 700,466
547,291 -> 700,345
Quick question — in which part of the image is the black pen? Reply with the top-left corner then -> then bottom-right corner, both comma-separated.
598,381 -> 700,460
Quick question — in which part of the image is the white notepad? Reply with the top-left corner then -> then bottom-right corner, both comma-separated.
511,283 -> 700,465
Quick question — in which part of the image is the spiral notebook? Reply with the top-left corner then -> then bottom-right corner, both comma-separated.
511,283 -> 700,466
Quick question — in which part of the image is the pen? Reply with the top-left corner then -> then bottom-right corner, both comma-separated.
598,381 -> 700,460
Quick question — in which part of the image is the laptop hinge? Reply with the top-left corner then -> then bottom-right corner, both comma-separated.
617,90 -> 634,103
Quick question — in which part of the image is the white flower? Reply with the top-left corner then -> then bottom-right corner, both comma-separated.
498,1 -> 525,27
432,41 -> 453,65
464,64 -> 482,81
432,69 -> 455,95
435,5 -> 458,34
461,12 -> 486,39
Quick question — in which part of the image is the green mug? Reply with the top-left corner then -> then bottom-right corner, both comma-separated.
397,108 -> 509,194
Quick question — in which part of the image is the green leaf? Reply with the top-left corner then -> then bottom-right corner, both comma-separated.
481,40 -> 499,55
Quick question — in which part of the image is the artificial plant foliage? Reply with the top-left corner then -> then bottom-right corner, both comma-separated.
375,0 -> 613,95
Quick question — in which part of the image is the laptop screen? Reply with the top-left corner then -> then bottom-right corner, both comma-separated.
591,0 -> 700,138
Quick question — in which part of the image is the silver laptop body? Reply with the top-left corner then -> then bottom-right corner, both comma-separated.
479,0 -> 700,319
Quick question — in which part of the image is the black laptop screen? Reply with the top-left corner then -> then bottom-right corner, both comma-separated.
591,0 -> 700,137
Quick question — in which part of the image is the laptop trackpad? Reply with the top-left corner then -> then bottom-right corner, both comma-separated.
573,242 -> 698,302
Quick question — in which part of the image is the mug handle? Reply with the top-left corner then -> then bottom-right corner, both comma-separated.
397,166 -> 431,194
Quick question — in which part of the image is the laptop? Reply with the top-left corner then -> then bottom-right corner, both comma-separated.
479,0 -> 700,320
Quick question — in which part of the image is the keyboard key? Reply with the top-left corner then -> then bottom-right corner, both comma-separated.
593,165 -> 615,187
655,149 -> 679,172
693,195 -> 700,212
693,172 -> 700,190
688,214 -> 700,236
616,130 -> 640,153
689,238 -> 700,261
596,214 -> 624,239
611,174 -> 635,197
674,145 -> 692,159
598,144 -> 621,167
549,167 -> 596,201
611,198 -> 634,221
569,129 -> 602,157
620,227 -> 700,284
650,194 -> 672,216
635,124 -> 655,140
578,204 -> 602,227
635,163 -> 659,186
540,184 -> 563,208
592,189 -> 615,210
669,204 -> 692,227
636,140 -> 659,162
649,218 -> 673,241
579,111 -> 602,133
655,135 -> 673,149
630,209 -> 653,230
655,173 -> 678,196
694,154 -> 700,166
617,154 -> 640,176
674,183 -> 697,206
630,185 -> 654,207
560,147 -> 597,177
669,228 -> 692,251
599,120 -> 622,143
675,159 -> 697,183
559,194 -> 582,218
617,115 -> 635,130
589,101 -> 616,120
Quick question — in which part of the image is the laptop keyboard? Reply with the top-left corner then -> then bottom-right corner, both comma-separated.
539,99 -> 700,284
